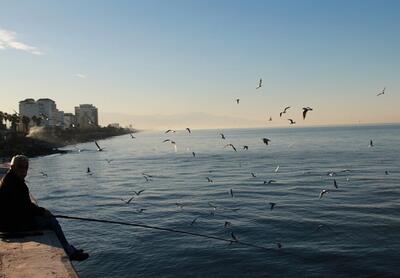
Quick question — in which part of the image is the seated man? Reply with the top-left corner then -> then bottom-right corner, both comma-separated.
0,155 -> 89,261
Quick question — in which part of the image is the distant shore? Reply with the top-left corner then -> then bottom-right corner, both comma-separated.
0,126 -> 135,160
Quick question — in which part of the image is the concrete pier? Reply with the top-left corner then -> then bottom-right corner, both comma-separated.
0,230 -> 78,277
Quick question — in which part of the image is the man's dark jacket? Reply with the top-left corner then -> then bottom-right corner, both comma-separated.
0,170 -> 44,231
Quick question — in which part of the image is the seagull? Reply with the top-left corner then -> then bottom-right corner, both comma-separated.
319,189 -> 330,199
143,175 -> 151,182
231,232 -> 239,242
251,172 -> 256,178
40,171 -> 48,177
224,221 -> 232,228
243,145 -> 249,150
369,140 -> 374,147
236,99 -> 240,104
190,216 -> 200,226
121,196 -> 134,204
130,133 -> 136,139
163,139 -> 175,143
274,165 -> 280,173
142,173 -> 154,178
175,202 -> 185,209
327,171 -> 337,177
136,209 -> 146,213
262,138 -> 271,145
256,78 -> 262,89
186,127 -> 191,134
385,170 -> 389,175
220,133 -> 226,139
333,179 -> 338,189
95,141 -> 103,151
165,129 -> 176,134
302,107 -> 313,120
87,167 -> 91,173
377,87 -> 386,96
269,117 -> 272,121
276,242 -> 282,249
288,119 -> 296,125
230,189 -> 234,198
279,106 -> 290,117
224,144 -> 237,152
206,177 -> 213,183
264,180 -> 276,184
105,159 -> 113,164
269,202 -> 276,210
132,190 -> 145,196
192,152 -> 196,157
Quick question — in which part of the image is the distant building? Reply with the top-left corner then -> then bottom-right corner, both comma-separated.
63,113 -> 76,128
19,98 -> 64,128
74,104 -> 98,128
108,123 -> 120,128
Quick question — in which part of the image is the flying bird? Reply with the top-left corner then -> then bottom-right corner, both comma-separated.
236,99 -> 240,104
224,144 -> 237,152
279,106 -> 290,117
87,167 -> 91,173
192,152 -> 196,157
206,177 -> 213,183
302,107 -> 313,120
40,171 -> 48,177
95,141 -> 103,151
377,87 -> 386,96
269,202 -> 276,210
264,180 -> 276,184
224,221 -> 232,228
369,140 -> 374,147
121,196 -> 134,204
262,138 -> 271,145
186,128 -> 191,134
385,170 -> 389,175
274,165 -> 280,173
175,202 -> 185,209
243,145 -> 249,150
288,119 -> 296,125
319,189 -> 330,199
220,133 -> 226,139
251,172 -> 256,178
130,133 -> 136,139
165,129 -> 176,134
230,189 -> 234,198
190,216 -> 200,226
276,242 -> 282,249
333,179 -> 338,189
269,117 -> 272,121
231,232 -> 239,242
256,78 -> 262,89
132,190 -> 145,196
143,175 -> 151,182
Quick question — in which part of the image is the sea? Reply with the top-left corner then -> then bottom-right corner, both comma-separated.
26,124 -> 400,278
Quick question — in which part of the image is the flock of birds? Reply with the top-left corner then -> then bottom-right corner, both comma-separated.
37,82 -> 389,250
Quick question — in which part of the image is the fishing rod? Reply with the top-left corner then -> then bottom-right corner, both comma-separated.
54,214 -> 274,252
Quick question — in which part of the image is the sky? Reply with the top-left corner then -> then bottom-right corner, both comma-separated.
0,0 -> 399,129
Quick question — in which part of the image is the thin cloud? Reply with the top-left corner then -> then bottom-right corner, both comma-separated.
0,28 -> 43,55
75,74 -> 87,79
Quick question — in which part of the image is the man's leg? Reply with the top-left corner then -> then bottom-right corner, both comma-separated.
32,215 -> 88,260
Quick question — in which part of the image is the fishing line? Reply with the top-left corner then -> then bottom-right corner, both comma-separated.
54,214 -> 273,252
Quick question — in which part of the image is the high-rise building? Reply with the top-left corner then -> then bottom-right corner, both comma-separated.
74,104 -> 98,128
19,98 -> 64,128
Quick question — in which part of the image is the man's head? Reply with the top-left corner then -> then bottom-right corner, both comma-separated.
10,155 -> 29,179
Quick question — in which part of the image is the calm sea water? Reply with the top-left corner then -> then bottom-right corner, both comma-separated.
27,124 -> 400,277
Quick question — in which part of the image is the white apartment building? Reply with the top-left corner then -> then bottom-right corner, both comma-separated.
19,98 -> 65,128
75,104 -> 98,128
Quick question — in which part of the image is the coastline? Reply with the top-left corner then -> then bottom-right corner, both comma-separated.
0,126 -> 135,160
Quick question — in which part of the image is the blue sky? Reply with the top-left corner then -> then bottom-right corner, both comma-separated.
1,0 -> 399,129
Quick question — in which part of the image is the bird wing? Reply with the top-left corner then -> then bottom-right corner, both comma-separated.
95,141 -> 101,149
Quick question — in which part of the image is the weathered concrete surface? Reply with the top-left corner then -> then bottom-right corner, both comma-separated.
0,230 -> 78,278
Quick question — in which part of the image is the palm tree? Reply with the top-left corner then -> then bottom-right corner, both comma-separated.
21,115 -> 31,133
9,113 -> 20,132
31,115 -> 42,126
0,111 -> 5,130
